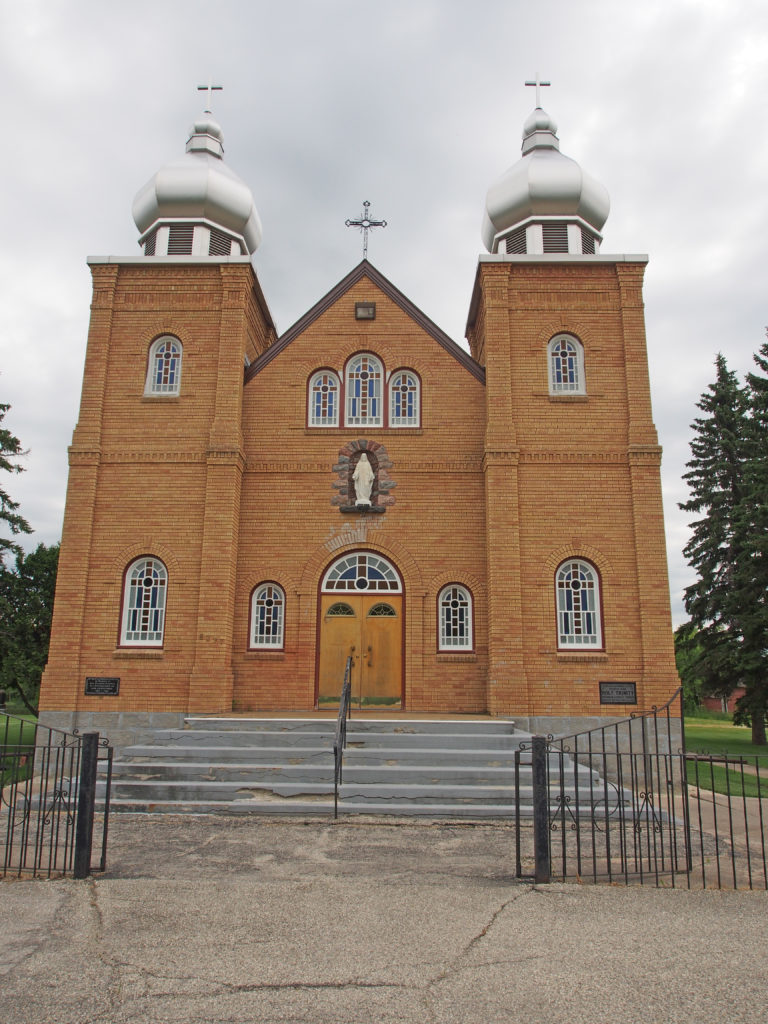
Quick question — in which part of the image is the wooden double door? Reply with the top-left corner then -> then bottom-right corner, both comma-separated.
317,594 -> 403,709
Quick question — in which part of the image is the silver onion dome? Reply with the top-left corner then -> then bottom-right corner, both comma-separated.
132,112 -> 262,257
481,106 -> 610,256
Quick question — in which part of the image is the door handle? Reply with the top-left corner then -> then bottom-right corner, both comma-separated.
366,644 -> 372,667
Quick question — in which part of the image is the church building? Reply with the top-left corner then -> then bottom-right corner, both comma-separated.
39,90 -> 679,745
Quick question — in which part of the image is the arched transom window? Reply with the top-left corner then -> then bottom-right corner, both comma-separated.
556,559 -> 602,648
121,557 -> 167,646
345,354 -> 383,427
438,584 -> 473,650
146,336 -> 182,395
548,334 -> 585,395
250,583 -> 285,649
389,370 -> 420,427
322,552 -> 401,593
308,370 -> 340,427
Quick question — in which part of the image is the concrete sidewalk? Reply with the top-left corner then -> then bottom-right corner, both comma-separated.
1,815 -> 767,1024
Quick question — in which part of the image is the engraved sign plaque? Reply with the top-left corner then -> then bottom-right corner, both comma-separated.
599,681 -> 637,705
84,676 -> 120,697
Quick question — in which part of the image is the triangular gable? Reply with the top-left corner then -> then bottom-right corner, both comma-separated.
244,260 -> 485,385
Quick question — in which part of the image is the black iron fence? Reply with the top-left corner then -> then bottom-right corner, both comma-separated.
515,690 -> 768,890
0,713 -> 112,879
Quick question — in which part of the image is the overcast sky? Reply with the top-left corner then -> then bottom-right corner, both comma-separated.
1,0 -> 767,626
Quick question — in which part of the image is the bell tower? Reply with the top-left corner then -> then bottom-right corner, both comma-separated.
469,86 -> 677,728
40,101 -> 276,733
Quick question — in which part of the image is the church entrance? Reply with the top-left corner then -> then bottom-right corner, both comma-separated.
316,551 -> 403,709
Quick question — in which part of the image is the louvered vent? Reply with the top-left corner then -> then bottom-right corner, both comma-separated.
505,227 -> 527,254
581,229 -> 596,255
144,230 -> 157,256
167,224 -> 194,254
209,229 -> 233,256
542,222 -> 569,253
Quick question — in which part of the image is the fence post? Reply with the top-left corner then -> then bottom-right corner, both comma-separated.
532,735 -> 550,884
74,732 -> 99,879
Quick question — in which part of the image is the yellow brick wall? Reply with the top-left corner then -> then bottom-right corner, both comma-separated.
40,257 -> 679,720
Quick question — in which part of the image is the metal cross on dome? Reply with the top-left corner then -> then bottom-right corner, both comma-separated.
524,73 -> 551,108
197,79 -> 223,114
345,201 -> 387,259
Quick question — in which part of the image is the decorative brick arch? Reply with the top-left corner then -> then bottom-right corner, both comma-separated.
110,541 -> 185,584
543,543 -> 613,580
299,533 -> 424,598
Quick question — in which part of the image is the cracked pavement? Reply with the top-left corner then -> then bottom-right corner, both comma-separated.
1,816 -> 767,1023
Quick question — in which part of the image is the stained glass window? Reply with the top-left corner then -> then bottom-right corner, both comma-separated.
548,335 -> 585,395
121,557 -> 167,646
322,552 -> 401,592
389,371 -> 420,427
439,585 -> 472,650
146,336 -> 182,395
309,371 -> 340,426
250,583 -> 285,649
345,354 -> 383,426
556,560 -> 602,647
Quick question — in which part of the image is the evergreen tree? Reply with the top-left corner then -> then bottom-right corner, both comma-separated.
732,337 -> 768,742
0,402 -> 32,565
0,544 -> 59,715
681,352 -> 768,745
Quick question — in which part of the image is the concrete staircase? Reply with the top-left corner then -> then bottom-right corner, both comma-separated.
100,716 -> 600,818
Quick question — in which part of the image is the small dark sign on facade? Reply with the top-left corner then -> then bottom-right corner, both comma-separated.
84,676 -> 120,697
599,681 -> 637,705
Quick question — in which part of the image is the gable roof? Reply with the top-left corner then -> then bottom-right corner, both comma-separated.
244,260 -> 485,385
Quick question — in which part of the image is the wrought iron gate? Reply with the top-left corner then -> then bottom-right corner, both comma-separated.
0,713 -> 112,879
515,690 -> 768,889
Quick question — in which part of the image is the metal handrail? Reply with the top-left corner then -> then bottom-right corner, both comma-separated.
333,657 -> 353,819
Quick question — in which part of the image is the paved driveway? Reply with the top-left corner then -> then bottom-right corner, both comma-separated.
1,815 -> 767,1023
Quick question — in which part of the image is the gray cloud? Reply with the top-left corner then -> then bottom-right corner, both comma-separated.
1,0 -> 767,626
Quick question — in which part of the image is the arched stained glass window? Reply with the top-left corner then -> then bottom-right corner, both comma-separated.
121,557 -> 167,646
326,602 -> 355,617
438,585 -> 473,650
368,603 -> 397,617
389,370 -> 420,427
556,559 -> 602,648
345,354 -> 383,427
322,552 -> 401,593
146,336 -> 182,395
548,334 -> 585,395
308,370 -> 340,427
250,583 -> 285,649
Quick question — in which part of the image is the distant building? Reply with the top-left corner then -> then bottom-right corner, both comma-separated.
40,95 -> 679,744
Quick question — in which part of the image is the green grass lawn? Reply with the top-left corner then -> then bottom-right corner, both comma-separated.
684,716 -> 762,758
0,714 -> 37,787
684,714 -> 768,798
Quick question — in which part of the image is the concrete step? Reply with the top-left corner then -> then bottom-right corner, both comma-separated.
183,717 -> 515,735
102,715 -> 601,818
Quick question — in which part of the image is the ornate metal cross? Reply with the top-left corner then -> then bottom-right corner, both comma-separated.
345,200 -> 387,259
197,79 -> 223,113
524,73 -> 551,108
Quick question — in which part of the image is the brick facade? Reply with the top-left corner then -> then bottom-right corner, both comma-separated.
39,252 -> 680,729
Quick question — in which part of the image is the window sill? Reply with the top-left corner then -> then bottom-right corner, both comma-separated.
113,648 -> 164,659
436,652 -> 477,662
554,651 -> 608,662
141,395 -> 181,402
245,650 -> 286,659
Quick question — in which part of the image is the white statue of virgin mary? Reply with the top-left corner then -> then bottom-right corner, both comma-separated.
352,453 -> 374,505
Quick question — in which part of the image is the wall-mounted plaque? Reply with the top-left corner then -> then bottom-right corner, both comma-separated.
84,676 -> 120,696
599,681 -> 637,705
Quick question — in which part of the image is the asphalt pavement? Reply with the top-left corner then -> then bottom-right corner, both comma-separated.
1,814 -> 767,1023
